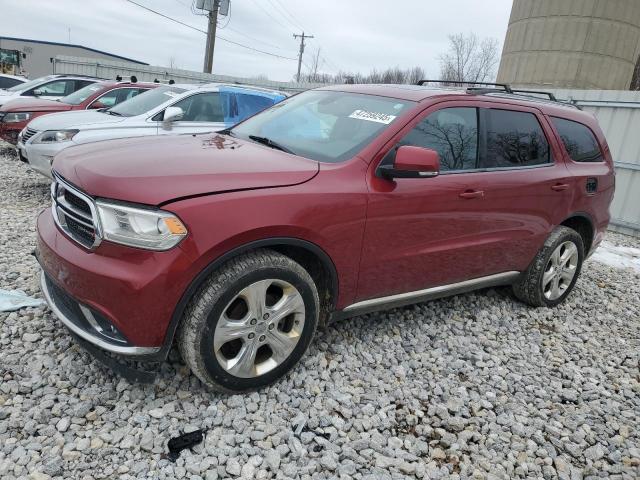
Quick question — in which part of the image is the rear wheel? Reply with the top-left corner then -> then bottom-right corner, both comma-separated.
513,226 -> 584,307
177,250 -> 319,392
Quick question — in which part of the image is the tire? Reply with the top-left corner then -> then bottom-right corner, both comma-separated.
177,249 -> 319,393
513,226 -> 584,307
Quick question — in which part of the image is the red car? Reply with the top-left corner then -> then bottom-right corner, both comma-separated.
37,82 -> 615,392
0,80 -> 158,144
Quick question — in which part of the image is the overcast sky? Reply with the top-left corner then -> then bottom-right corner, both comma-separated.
1,0 -> 513,82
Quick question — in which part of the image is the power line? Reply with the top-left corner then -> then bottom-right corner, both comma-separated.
248,0 -> 293,33
126,0 -> 205,34
124,0 -> 297,60
272,0 -> 307,32
266,0 -> 304,32
223,26 -> 295,53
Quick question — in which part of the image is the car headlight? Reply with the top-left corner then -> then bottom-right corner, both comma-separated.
95,200 -> 187,250
3,112 -> 31,123
33,129 -> 79,144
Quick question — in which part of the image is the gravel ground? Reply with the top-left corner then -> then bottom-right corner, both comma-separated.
0,149 -> 638,480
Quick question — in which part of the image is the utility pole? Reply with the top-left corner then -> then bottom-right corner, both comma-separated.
293,32 -> 314,83
203,0 -> 219,73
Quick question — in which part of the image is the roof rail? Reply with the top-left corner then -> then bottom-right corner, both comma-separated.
511,89 -> 557,101
416,79 -> 513,94
416,80 -> 582,109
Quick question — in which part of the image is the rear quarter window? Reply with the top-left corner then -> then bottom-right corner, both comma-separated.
551,117 -> 604,163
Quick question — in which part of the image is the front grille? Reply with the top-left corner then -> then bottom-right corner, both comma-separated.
51,174 -> 102,249
22,127 -> 38,142
64,189 -> 92,215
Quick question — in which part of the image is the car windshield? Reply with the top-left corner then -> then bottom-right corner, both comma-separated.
108,86 -> 187,117
6,75 -> 57,92
230,90 -> 415,163
60,83 -> 104,105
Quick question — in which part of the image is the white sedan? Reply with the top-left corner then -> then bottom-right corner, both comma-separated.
19,83 -> 287,178
0,74 -> 100,106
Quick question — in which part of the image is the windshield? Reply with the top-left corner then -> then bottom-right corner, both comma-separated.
60,83 -> 103,105
6,75 -> 57,92
108,86 -> 187,117
231,90 -> 415,163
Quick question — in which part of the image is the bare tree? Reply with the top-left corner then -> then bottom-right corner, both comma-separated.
300,48 -> 335,84
328,66 -> 424,85
307,48 -> 322,83
406,66 -> 426,85
439,33 -> 499,83
631,55 -> 640,90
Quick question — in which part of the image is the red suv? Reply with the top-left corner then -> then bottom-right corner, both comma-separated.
0,79 -> 158,145
36,82 -> 615,392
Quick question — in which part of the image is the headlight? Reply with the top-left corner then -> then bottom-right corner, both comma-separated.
33,129 -> 79,144
96,200 -> 187,250
3,112 -> 31,123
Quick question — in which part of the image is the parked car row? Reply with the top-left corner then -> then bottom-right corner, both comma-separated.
2,78 -> 158,145
29,79 -> 615,392
0,74 -> 287,178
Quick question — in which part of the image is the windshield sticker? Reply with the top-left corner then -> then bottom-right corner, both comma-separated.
349,109 -> 396,124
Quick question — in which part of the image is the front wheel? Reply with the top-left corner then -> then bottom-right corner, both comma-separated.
177,250 -> 319,392
513,226 -> 584,307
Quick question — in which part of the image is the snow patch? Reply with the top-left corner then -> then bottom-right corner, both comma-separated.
590,241 -> 640,273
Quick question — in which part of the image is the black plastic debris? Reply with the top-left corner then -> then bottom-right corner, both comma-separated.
167,429 -> 206,462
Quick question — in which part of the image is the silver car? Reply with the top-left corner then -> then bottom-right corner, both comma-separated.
0,74 -> 101,106
20,83 -> 287,178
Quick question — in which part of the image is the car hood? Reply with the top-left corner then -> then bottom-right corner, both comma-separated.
27,110 -> 126,131
0,97 -> 74,113
53,133 -> 319,205
0,91 -> 19,105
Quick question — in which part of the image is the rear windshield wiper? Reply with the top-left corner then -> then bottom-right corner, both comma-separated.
248,135 -> 295,155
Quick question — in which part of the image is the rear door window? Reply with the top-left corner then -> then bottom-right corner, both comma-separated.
481,109 -> 551,168
219,88 -> 285,124
551,117 -> 604,163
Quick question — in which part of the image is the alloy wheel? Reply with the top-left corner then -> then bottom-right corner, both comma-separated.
213,279 -> 306,378
542,241 -> 579,301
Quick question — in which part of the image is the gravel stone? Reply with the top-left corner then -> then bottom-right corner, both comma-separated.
55,418 -> 70,433
0,151 -> 638,478
225,458 -> 241,476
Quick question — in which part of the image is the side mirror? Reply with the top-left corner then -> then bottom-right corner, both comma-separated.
89,101 -> 105,110
162,106 -> 184,128
378,146 -> 440,179
33,88 -> 43,97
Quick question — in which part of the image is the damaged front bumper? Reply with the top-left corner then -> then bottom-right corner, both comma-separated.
39,270 -> 162,383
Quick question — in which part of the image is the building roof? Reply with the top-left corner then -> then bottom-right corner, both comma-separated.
0,36 -> 147,65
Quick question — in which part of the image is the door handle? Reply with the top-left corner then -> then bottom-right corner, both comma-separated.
551,183 -> 569,191
459,190 -> 484,199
